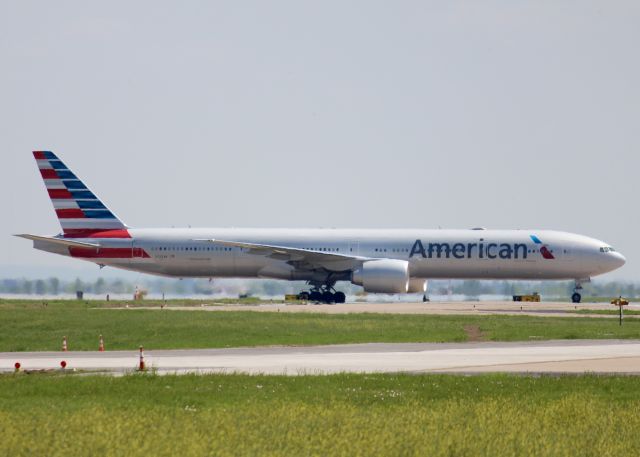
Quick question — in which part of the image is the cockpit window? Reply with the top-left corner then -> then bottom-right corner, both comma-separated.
600,246 -> 616,253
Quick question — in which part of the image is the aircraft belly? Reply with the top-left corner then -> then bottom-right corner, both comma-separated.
235,254 -> 269,277
142,252 -> 268,278
164,256 -> 232,277
410,259 -> 579,280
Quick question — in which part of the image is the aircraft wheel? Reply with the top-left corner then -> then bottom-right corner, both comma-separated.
309,291 -> 323,303
334,292 -> 346,304
322,291 -> 335,304
298,291 -> 310,301
571,292 -> 582,304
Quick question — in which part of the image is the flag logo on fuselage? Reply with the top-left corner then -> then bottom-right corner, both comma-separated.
529,235 -> 555,260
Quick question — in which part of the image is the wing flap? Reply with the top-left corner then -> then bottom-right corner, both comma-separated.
193,238 -> 366,271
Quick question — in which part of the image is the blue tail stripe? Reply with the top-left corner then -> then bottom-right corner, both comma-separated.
83,210 -> 117,219
49,160 -> 67,170
56,170 -> 77,180
77,200 -> 106,209
63,180 -> 88,190
70,190 -> 97,200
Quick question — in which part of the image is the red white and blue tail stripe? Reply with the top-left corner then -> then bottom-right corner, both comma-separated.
33,151 -> 130,238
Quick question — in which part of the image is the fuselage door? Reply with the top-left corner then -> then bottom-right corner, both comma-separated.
132,239 -> 146,259
348,240 -> 360,256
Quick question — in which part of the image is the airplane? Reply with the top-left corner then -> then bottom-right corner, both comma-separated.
17,151 -> 626,304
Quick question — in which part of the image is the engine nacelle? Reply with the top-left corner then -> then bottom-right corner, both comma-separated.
351,259 -> 409,293
407,278 -> 428,294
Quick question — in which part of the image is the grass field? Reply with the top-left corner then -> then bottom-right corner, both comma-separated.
572,308 -> 640,316
1,299 -> 640,351
1,372 -> 639,456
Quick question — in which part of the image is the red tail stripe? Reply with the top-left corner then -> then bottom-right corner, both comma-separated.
63,229 -> 132,239
69,247 -> 150,259
40,169 -> 59,179
33,151 -> 47,160
56,208 -> 85,219
48,189 -> 73,199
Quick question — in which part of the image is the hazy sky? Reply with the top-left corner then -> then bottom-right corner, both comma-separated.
1,1 -> 638,280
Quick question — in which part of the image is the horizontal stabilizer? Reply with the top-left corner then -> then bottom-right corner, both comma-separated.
14,234 -> 100,249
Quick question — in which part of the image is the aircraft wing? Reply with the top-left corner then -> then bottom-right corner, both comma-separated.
194,238 -> 367,271
14,234 -> 101,249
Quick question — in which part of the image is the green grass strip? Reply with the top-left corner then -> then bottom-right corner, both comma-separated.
0,373 -> 639,456
1,306 -> 639,351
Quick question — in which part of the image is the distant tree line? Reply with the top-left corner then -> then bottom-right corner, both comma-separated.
0,277 -> 136,295
429,280 -> 640,298
0,277 -> 638,298
0,277 -> 303,297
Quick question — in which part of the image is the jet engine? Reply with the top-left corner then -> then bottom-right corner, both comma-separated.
407,278 -> 428,294
351,259 -> 409,293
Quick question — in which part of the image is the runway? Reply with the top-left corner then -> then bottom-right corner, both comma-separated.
2,340 -> 639,375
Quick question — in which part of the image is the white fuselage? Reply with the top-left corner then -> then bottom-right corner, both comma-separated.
35,228 -> 625,282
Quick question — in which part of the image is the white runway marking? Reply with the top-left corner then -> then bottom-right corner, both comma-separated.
2,340 -> 640,375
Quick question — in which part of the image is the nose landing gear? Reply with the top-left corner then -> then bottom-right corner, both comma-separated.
571,278 -> 589,304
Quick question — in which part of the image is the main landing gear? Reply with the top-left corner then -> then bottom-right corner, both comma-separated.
297,286 -> 346,304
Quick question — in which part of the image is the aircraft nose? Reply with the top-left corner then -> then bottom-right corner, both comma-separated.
612,251 -> 626,269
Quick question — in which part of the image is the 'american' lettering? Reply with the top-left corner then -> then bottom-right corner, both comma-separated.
409,240 -> 527,260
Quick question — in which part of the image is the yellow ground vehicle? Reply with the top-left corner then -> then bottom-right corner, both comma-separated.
512,293 -> 541,302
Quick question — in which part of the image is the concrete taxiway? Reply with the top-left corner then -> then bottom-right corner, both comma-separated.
132,300 -> 640,319
2,340 -> 639,375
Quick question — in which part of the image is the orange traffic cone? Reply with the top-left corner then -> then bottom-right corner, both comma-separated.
99,335 -> 105,352
62,336 -> 68,352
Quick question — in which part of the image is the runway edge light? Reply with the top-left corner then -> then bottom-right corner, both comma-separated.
138,346 -> 145,371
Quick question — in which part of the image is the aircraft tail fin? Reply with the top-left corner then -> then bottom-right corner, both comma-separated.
32,151 -> 129,238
